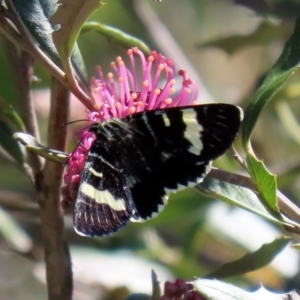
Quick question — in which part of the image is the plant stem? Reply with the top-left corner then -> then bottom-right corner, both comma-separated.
2,36 -> 42,180
37,77 -> 72,300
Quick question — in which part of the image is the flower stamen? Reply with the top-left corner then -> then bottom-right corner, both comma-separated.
62,47 -> 199,205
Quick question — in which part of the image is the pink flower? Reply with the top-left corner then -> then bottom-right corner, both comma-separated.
61,47 -> 199,207
161,279 -> 206,300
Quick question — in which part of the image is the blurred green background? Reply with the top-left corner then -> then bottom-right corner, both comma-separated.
1,0 -> 300,299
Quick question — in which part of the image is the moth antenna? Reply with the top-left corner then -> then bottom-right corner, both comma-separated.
60,119 -> 89,131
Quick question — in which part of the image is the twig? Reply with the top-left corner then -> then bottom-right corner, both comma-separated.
229,145 -> 248,170
207,167 -> 300,227
1,1 -> 95,111
1,36 -> 42,181
0,190 -> 38,211
64,56 -> 94,110
36,77 -> 72,300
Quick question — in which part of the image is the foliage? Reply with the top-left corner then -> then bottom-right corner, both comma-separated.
0,1 -> 300,300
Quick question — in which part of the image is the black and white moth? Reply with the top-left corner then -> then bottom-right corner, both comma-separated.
74,104 -> 243,237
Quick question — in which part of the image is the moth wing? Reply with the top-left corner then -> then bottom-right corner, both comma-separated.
120,104 -> 243,220
74,149 -> 138,237
74,104 -> 242,235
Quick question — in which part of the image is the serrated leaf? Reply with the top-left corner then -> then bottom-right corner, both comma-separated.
82,22 -> 151,55
206,237 -> 290,279
241,15 -> 300,149
51,0 -> 102,62
12,0 -> 88,87
13,132 -> 68,164
246,153 -> 279,214
12,0 -> 61,66
193,279 -> 254,300
0,120 -> 24,163
197,178 -> 291,227
193,279 -> 300,300
253,287 -> 300,300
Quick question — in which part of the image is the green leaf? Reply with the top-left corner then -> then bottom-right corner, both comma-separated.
193,279 -> 299,300
51,0 -> 102,64
197,19 -> 289,55
246,153 -> 280,214
0,96 -> 24,131
12,0 -> 89,87
82,22 -> 151,55
51,0 -> 103,88
253,287 -> 300,300
0,120 -> 24,163
193,278 -> 254,300
197,178 -> 291,227
234,0 -> 300,20
241,15 -> 300,149
13,132 -> 68,164
12,0 -> 61,66
206,237 -> 290,279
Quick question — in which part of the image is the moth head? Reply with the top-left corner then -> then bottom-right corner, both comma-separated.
89,123 -> 100,133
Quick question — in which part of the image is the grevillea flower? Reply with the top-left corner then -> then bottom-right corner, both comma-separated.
61,47 -> 199,207
161,279 -> 206,300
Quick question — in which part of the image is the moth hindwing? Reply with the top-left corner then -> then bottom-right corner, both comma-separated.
73,104 -> 243,237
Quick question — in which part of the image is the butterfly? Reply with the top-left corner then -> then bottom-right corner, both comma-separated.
73,104 -> 243,237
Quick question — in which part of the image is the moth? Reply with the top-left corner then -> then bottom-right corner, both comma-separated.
74,104 -> 243,237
